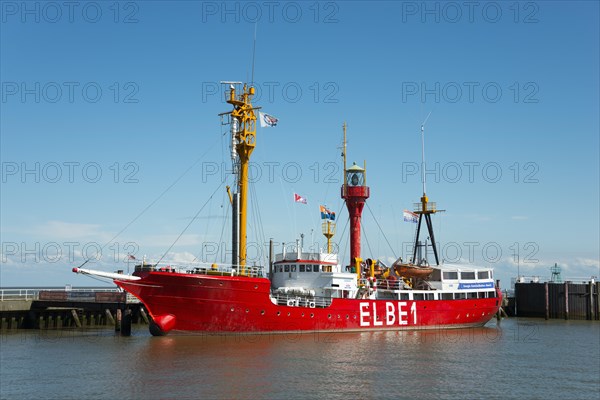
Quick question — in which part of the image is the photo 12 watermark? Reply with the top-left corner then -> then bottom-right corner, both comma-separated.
401,161 -> 540,184
1,82 -> 140,104
202,81 -> 340,104
1,1 -> 140,24
401,81 -> 540,104
1,241 -> 140,264
400,1 -> 540,24
201,1 -> 339,24
201,161 -> 341,185
1,162 -> 140,184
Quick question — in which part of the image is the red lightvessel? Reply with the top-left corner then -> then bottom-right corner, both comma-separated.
74,83 -> 502,335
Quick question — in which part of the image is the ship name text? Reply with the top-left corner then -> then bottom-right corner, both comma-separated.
359,301 -> 417,327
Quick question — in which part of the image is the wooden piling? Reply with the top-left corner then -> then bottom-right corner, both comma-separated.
121,309 -> 132,336
71,309 -> 82,328
596,282 -> 600,321
564,282 -> 569,320
587,281 -> 594,321
545,282 -> 549,320
105,309 -> 115,325
140,307 -> 149,324
115,309 -> 122,332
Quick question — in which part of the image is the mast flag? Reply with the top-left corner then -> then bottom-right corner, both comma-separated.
403,210 -> 418,223
320,205 -> 335,221
259,112 -> 278,127
294,193 -> 307,204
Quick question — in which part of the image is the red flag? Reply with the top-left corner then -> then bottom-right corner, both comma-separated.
294,193 -> 307,204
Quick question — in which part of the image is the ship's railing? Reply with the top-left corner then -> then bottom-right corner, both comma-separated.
377,280 -> 404,291
272,293 -> 333,308
0,287 -> 120,301
134,260 -> 265,278
413,202 -> 436,212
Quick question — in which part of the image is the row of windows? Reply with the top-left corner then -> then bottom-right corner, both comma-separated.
274,264 -> 333,273
442,271 -> 491,280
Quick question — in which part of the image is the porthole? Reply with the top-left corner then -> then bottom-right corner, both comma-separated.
277,311 -> 281,316
328,314 -> 331,319
287,312 -> 291,316
230,307 -> 234,312
310,313 -> 314,318
301,313 -> 305,317
254,285 -> 258,289
260,310 -> 265,315
245,309 -> 249,313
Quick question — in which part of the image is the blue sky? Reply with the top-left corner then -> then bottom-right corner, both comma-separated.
1,1 -> 598,289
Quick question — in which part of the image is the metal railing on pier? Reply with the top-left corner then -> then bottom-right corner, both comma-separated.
0,287 -> 139,303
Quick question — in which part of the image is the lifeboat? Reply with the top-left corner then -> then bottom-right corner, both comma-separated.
393,262 -> 434,279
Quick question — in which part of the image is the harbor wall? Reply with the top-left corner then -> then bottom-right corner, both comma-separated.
514,281 -> 600,320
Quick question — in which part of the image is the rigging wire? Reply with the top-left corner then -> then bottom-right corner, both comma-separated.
249,180 -> 268,266
85,136 -> 222,266
155,181 -> 225,266
365,202 -> 397,259
361,221 -> 374,260
213,190 -> 231,264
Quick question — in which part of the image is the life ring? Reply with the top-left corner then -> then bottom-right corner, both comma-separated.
309,301 -> 316,308
287,299 -> 295,307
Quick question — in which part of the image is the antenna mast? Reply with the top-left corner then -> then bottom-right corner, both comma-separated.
420,111 -> 432,196
251,23 -> 257,85
412,111 -> 442,266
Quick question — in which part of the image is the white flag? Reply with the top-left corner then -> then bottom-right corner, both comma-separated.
259,112 -> 278,128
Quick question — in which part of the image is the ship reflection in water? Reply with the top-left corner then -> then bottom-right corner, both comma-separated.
4,318 -> 594,399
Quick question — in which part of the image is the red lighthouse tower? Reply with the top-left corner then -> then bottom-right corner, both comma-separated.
340,123 -> 370,272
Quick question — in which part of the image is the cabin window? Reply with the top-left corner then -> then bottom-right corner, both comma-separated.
399,293 -> 410,300
284,265 -> 290,272
454,293 -> 466,299
323,265 -> 332,272
291,265 -> 297,272
441,293 -> 453,300
443,271 -> 458,280
279,266 -> 283,273
467,292 -> 478,299
487,291 -> 496,298
477,271 -> 490,279
299,265 -> 305,272
313,265 -> 319,272
413,293 -> 425,300
478,292 -> 486,299
461,272 -> 476,280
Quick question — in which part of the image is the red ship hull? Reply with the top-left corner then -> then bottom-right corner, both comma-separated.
115,271 -> 502,334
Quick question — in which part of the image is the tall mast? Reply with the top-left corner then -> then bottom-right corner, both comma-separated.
223,83 -> 258,275
412,112 -> 442,266
343,122 -> 347,187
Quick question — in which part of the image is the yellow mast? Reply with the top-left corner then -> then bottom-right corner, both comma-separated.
321,220 -> 336,253
226,84 -> 257,276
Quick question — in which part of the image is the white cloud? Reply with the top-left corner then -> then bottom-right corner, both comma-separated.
510,216 -> 529,220
29,220 -> 108,241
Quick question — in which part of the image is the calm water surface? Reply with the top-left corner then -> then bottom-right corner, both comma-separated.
1,318 -> 599,400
